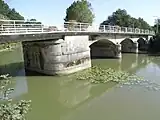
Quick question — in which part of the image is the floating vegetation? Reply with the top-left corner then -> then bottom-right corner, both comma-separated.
75,66 -> 160,92
75,66 -> 143,84
0,74 -> 31,120
122,79 -> 160,91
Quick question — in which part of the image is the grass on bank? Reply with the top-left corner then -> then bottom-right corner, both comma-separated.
0,42 -> 21,52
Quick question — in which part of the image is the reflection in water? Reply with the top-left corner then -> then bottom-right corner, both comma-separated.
9,69 -> 28,99
1,48 -> 160,120
24,77 -> 117,120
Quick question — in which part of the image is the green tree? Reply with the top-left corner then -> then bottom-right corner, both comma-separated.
101,9 -> 131,26
0,14 -> 9,20
64,0 -> 95,24
152,18 -> 160,34
101,9 -> 151,29
25,19 -> 42,24
7,8 -> 24,20
0,0 -> 24,20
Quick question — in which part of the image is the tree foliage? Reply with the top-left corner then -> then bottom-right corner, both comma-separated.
64,0 -> 95,24
152,18 -> 160,34
101,9 -> 151,29
25,19 -> 42,25
0,0 -> 24,20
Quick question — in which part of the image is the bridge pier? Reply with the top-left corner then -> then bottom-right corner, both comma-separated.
22,35 -> 91,75
132,42 -> 139,53
115,43 -> 122,58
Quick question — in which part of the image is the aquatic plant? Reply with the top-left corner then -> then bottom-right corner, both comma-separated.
75,66 -> 143,84
0,74 -> 31,120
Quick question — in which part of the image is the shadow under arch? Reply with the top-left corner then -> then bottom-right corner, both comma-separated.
137,37 -> 148,51
120,38 -> 135,53
89,39 -> 118,59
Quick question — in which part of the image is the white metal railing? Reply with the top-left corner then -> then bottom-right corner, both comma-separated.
0,20 -> 155,35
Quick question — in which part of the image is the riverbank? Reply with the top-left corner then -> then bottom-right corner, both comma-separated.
0,42 -> 21,53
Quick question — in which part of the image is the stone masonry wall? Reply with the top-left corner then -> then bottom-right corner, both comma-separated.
22,35 -> 91,75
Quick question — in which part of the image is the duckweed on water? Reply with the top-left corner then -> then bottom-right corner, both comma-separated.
75,66 -> 143,84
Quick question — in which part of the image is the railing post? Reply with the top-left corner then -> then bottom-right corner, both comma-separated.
1,24 -> 3,33
108,25 -> 111,32
41,24 -> 43,32
125,27 -> 127,33
110,26 -> 112,32
103,25 -> 105,32
119,27 -> 121,33
13,20 -> 16,33
80,23 -> 81,31
132,28 -> 134,33
7,27 -> 9,33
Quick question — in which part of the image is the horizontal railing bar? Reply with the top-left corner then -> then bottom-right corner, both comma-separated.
0,21 -> 155,35
5,28 -> 42,30
2,23 -> 42,25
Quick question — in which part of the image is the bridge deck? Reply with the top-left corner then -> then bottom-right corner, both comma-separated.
0,31 -> 154,44
0,20 -> 155,43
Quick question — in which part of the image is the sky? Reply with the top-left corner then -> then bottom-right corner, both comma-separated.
4,0 -> 160,26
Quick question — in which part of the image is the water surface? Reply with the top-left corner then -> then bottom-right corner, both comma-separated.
0,47 -> 160,120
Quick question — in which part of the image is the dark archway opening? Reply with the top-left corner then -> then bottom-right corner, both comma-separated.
120,38 -> 134,53
137,38 -> 148,52
89,39 -> 117,59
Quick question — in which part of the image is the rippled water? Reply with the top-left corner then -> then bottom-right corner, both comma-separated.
1,47 -> 160,120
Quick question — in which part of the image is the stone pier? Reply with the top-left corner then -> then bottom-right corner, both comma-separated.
132,42 -> 139,53
22,36 -> 91,75
115,44 -> 122,58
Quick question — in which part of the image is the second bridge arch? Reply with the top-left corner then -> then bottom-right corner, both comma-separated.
90,39 -> 121,58
120,38 -> 138,53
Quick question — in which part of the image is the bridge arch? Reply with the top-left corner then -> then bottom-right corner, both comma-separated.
137,37 -> 148,51
90,38 -> 117,46
120,38 -> 136,53
90,39 -> 120,58
120,38 -> 134,44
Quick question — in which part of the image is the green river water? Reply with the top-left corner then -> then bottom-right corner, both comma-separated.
1,47 -> 160,120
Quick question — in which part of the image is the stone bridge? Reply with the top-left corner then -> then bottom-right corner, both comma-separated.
0,32 -> 152,75
0,20 -> 154,75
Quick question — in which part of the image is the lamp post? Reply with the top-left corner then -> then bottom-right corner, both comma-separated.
153,16 -> 160,34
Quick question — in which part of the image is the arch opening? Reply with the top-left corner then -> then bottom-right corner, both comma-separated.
120,38 -> 135,53
137,38 -> 148,52
89,39 -> 120,58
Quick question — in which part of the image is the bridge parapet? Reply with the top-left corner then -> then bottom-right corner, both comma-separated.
0,20 -> 155,36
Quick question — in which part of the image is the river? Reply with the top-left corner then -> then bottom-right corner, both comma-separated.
1,46 -> 160,120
